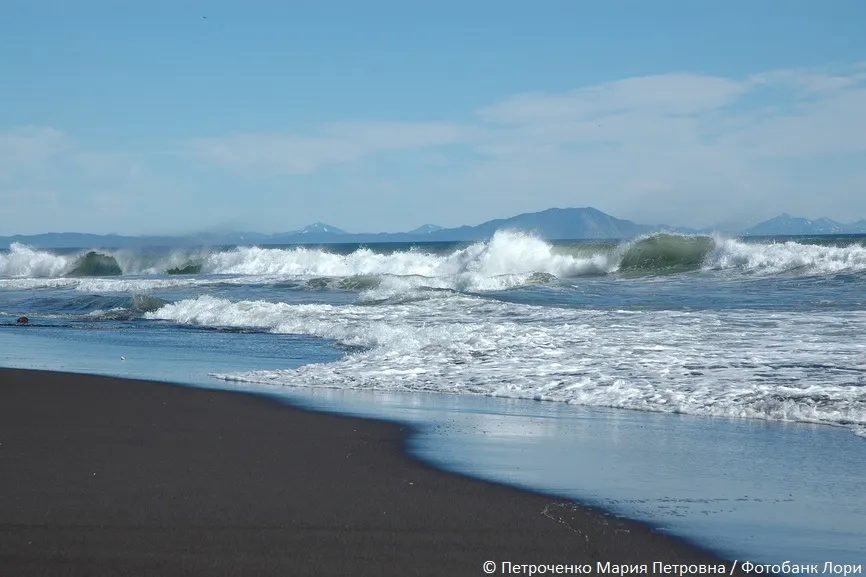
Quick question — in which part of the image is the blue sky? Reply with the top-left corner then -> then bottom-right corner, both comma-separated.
2,0 -> 865,235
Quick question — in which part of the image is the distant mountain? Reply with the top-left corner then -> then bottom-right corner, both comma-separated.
0,232 -> 124,248
297,222 -> 345,235
0,232 -> 200,249
415,207 -> 657,241
9,206 -> 864,249
742,214 -> 866,236
407,224 -> 443,235
2,207 -> 665,248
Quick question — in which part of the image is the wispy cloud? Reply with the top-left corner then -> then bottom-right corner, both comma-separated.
0,126 -> 70,183
748,65 -> 866,94
478,74 -> 748,125
182,64 -> 865,192
0,127 -> 150,185
184,122 -> 473,175
3,62 -> 866,234
454,63 -> 866,227
0,127 -> 168,233
473,66 -> 866,154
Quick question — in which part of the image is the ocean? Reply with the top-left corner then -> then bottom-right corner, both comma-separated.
2,231 -> 865,564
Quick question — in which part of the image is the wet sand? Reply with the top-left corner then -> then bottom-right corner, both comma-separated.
0,368 -> 733,576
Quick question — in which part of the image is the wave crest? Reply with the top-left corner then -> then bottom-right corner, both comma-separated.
618,234 -> 715,274
67,252 -> 122,277
708,238 -> 866,274
0,243 -> 72,277
4,234 -> 866,286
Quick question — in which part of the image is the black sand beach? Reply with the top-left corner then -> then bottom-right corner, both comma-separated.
1,369 -> 733,576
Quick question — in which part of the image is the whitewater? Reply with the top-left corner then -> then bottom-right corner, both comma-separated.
2,231 -> 866,437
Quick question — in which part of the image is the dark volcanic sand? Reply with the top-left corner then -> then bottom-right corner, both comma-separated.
0,369 -> 733,576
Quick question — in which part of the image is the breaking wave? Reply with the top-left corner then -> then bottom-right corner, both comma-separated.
145,294 -> 866,436
0,243 -> 71,277
67,252 -> 122,277
3,233 -> 866,290
618,234 -> 715,274
707,238 -> 866,274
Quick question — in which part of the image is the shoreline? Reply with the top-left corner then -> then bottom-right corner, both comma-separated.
0,368 -> 735,576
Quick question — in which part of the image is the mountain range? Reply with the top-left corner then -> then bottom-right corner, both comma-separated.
1,208 -> 864,249
740,214 -> 866,236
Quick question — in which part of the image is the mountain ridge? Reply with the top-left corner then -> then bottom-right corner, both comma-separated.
741,214 -> 866,236
2,208 -> 864,249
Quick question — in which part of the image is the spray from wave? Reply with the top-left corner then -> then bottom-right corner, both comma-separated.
0,243 -> 212,279
706,238 -> 866,274
4,233 -> 866,289
0,243 -> 72,277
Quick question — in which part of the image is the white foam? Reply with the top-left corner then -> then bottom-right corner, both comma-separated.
5,234 -> 866,286
708,238 -> 866,275
0,276 -> 260,293
0,243 -> 74,277
147,294 -> 866,436
0,233 -> 607,294
0,278 -> 80,291
199,231 -> 612,293
72,276 -> 257,293
108,248 -> 211,276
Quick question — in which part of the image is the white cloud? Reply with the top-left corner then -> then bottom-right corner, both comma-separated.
748,66 -> 866,94
478,74 -> 748,125
4,62 -> 866,234
453,63 -> 866,227
717,87 -> 866,157
472,66 -> 866,154
184,122 -> 472,175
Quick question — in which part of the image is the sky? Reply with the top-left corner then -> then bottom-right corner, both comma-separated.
1,0 -> 865,235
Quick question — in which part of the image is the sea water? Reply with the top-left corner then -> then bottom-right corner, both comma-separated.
2,232 -> 865,564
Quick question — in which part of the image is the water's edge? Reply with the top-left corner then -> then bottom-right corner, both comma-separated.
2,363 -> 738,564
3,327 -> 864,565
